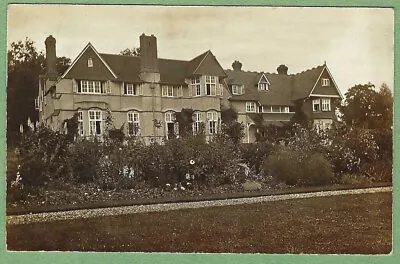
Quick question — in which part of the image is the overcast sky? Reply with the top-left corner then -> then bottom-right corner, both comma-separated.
7,5 -> 394,96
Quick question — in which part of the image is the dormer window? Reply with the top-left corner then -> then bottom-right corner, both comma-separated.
322,78 -> 330,86
88,58 -> 93,68
232,84 -> 244,95
258,83 -> 269,90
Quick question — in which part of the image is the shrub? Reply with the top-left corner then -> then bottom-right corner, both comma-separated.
300,153 -> 334,186
16,125 -> 70,186
264,148 -> 333,186
264,148 -> 303,186
341,173 -> 372,186
240,142 -> 275,175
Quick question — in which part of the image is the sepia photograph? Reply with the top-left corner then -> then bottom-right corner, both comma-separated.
5,4 -> 394,255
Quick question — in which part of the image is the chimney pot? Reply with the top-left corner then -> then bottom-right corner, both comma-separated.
277,64 -> 288,75
232,60 -> 242,71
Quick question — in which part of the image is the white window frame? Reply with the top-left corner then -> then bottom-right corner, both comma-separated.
190,77 -> 201,96
125,83 -> 137,95
246,101 -> 257,113
88,110 -> 102,136
205,75 -> 217,96
207,111 -> 219,135
127,111 -> 140,136
193,112 -> 202,134
321,98 -> 331,111
313,99 -> 321,112
162,85 -> 181,97
258,82 -> 269,91
232,84 -> 244,95
80,80 -> 102,94
322,78 -> 330,87
88,58 -> 93,68
77,111 -> 84,136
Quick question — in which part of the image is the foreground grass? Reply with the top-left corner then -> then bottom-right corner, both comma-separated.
7,192 -> 392,254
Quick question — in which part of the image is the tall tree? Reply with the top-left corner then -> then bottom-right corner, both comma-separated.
119,47 -> 141,56
7,38 -> 71,145
340,83 -> 393,129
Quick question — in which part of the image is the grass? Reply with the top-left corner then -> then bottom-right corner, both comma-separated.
7,192 -> 392,254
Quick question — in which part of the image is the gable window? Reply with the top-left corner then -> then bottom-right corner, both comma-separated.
88,110 -> 102,136
232,84 -> 244,95
193,112 -> 202,134
322,78 -> 330,86
313,99 -> 321,112
207,111 -> 219,135
77,111 -> 84,136
162,85 -> 182,97
127,111 -> 140,136
246,101 -> 257,113
258,83 -> 269,90
80,80 -> 102,94
205,76 -> 217,96
191,77 -> 201,96
321,98 -> 331,111
88,58 -> 93,67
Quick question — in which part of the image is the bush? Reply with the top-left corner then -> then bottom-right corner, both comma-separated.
16,125 -> 70,186
341,173 -> 372,186
264,148 -> 333,186
240,142 -> 275,175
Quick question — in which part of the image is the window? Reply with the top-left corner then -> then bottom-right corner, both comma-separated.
205,76 -> 217,96
232,84 -> 244,95
88,110 -> 102,136
313,99 -> 321,112
127,111 -> 140,136
124,83 -> 138,95
162,85 -> 181,97
34,98 -> 40,110
322,78 -> 330,86
77,111 -> 84,136
269,106 -> 290,113
80,80 -> 102,94
88,58 -> 93,67
207,111 -> 219,135
165,111 -> 177,139
321,98 -> 331,111
193,112 -> 202,134
191,77 -> 201,96
258,83 -> 269,90
246,101 -> 257,112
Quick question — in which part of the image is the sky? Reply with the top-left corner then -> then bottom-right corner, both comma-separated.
7,5 -> 394,96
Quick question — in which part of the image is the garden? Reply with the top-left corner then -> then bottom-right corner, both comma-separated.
6,103 -> 393,214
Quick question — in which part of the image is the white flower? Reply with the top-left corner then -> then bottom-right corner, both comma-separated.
185,173 -> 191,180
180,186 -> 186,190
119,147 -> 122,151
166,183 -> 171,187
190,159 -> 195,165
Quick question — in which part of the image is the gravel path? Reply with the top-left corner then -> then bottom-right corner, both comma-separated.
7,186 -> 392,226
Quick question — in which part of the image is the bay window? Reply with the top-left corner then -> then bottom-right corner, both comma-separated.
191,77 -> 201,96
207,111 -> 219,135
193,112 -> 202,134
205,76 -> 217,96
127,111 -> 140,136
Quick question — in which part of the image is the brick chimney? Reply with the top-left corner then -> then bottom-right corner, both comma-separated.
140,34 -> 159,73
232,60 -> 242,71
45,35 -> 57,81
277,64 -> 288,75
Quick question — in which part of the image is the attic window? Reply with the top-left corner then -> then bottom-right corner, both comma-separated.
322,78 -> 330,86
232,84 -> 244,95
88,58 -> 93,68
258,83 -> 269,91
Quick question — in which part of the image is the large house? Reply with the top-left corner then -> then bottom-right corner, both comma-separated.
37,34 -> 343,143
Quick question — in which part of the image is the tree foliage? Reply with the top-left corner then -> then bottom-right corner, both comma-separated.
119,47 -> 141,56
7,38 -> 71,145
340,83 -> 393,129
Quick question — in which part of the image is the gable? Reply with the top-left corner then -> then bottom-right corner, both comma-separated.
310,67 -> 342,97
192,51 -> 227,77
63,44 -> 116,81
258,73 -> 270,84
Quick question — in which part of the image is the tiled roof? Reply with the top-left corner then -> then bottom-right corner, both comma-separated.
226,64 -> 327,105
99,51 -> 226,85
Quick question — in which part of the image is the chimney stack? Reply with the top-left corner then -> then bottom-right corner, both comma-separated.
140,34 -> 159,73
232,60 -> 242,71
45,35 -> 57,81
277,64 -> 288,75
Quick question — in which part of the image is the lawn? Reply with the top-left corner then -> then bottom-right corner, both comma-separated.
7,192 -> 392,254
